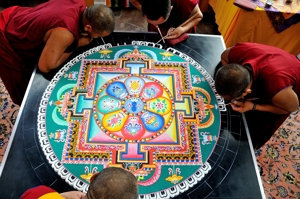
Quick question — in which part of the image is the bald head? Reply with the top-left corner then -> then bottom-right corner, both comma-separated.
84,4 -> 115,34
88,167 -> 138,199
215,63 -> 252,99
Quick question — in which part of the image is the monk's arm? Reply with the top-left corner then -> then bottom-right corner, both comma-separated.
165,4 -> 202,39
38,29 -> 75,73
180,5 -> 203,33
256,86 -> 299,114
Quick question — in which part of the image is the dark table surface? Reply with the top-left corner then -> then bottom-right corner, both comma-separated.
0,32 -> 265,199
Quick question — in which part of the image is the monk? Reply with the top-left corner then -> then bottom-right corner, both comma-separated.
0,0 -> 115,105
130,0 -> 202,39
214,42 -> 300,148
21,167 -> 138,199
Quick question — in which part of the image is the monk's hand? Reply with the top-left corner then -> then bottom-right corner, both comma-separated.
78,33 -> 93,47
230,100 -> 253,113
60,191 -> 86,199
165,27 -> 184,39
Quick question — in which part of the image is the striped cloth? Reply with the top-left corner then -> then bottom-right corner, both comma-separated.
21,186 -> 64,199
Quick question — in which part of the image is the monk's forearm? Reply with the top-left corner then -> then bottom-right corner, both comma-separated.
180,5 -> 203,33
255,103 -> 294,114
56,52 -> 73,68
181,17 -> 202,33
38,52 -> 73,73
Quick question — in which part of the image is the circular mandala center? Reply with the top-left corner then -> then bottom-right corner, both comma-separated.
124,97 -> 144,114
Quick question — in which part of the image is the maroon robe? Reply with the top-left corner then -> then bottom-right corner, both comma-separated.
21,185 -> 64,199
0,0 -> 86,105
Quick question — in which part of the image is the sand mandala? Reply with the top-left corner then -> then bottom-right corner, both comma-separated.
37,41 -> 225,198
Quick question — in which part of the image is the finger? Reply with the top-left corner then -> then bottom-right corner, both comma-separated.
235,102 -> 244,106
231,103 -> 241,109
81,32 -> 89,36
164,35 -> 177,39
231,100 -> 243,106
167,28 -> 175,35
231,105 -> 243,113
166,31 -> 173,36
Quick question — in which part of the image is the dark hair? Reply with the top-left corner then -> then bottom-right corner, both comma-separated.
84,4 -> 115,33
142,0 -> 171,20
214,64 -> 251,99
88,167 -> 138,199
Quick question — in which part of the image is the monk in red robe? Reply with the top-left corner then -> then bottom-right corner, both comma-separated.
21,167 -> 138,199
130,0 -> 202,39
0,0 -> 115,105
215,42 -> 300,148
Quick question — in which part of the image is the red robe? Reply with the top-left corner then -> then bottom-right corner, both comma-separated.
229,42 -> 300,101
0,0 -> 86,105
148,0 -> 198,36
228,42 -> 300,148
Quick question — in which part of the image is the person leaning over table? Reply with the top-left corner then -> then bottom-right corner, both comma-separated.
130,0 -> 202,39
20,167 -> 138,199
214,42 -> 300,149
0,0 -> 115,106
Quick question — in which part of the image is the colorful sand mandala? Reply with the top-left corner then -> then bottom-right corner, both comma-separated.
37,41 -> 225,198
